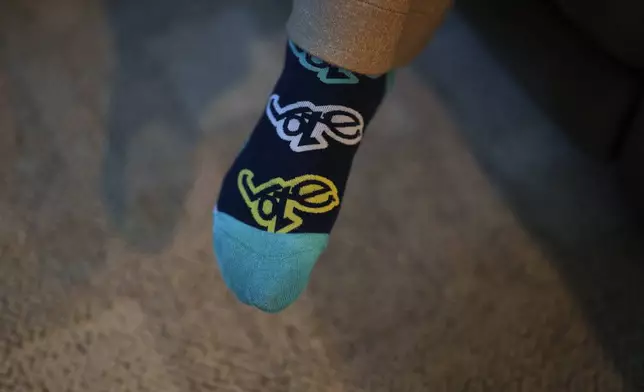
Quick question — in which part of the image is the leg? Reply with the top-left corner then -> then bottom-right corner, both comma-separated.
213,0 -> 452,313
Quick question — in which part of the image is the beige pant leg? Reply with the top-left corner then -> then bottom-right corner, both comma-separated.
287,0 -> 453,74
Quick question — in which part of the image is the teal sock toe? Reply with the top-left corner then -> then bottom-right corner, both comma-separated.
213,209 -> 328,313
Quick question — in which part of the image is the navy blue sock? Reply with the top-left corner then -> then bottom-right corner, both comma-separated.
213,41 -> 388,312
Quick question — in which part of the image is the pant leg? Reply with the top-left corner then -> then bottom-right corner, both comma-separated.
287,0 -> 452,74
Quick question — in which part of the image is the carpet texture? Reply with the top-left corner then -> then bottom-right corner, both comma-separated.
1,1 -> 644,391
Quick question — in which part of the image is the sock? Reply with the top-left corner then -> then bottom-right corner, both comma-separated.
213,41 -> 388,313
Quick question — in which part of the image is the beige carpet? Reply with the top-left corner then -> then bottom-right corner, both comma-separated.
1,1 -> 643,391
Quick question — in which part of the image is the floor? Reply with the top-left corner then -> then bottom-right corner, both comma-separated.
2,1 -> 644,391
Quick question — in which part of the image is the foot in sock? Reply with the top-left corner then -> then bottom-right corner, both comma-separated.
213,41 -> 388,313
